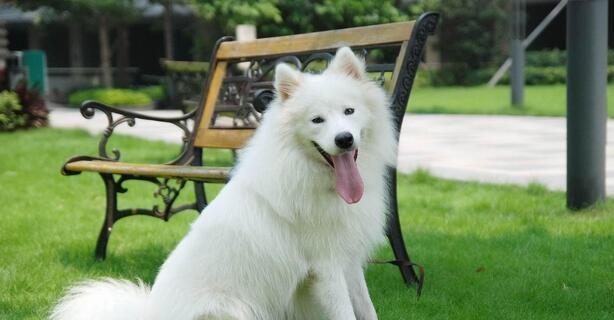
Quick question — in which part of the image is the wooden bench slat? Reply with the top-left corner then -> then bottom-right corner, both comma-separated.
216,21 -> 414,60
65,160 -> 230,183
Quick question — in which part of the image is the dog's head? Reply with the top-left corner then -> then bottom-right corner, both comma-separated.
273,47 -> 393,204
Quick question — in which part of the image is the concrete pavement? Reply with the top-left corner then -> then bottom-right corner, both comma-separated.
398,115 -> 614,194
49,106 -> 189,144
48,107 -> 614,194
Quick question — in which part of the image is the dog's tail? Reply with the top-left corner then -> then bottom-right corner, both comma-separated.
49,278 -> 150,320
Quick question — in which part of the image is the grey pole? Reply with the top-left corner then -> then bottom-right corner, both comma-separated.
567,0 -> 608,210
511,0 -> 526,107
488,0 -> 568,87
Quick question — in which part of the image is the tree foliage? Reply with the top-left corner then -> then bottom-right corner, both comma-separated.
190,0 -> 282,34
189,0 -> 408,36
17,0 -> 138,24
410,0 -> 508,85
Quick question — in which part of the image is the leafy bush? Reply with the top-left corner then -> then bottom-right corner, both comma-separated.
137,85 -> 165,101
15,82 -> 48,128
513,67 -> 566,85
68,88 -> 152,107
526,49 -> 567,67
425,64 -> 614,86
513,66 -> 613,85
527,49 -> 614,67
0,91 -> 26,131
162,60 -> 210,73
426,49 -> 614,86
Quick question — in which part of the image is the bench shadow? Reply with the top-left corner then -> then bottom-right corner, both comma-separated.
55,242 -> 171,283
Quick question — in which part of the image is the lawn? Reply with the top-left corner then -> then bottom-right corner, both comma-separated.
1,128 -> 613,319
408,84 -> 614,117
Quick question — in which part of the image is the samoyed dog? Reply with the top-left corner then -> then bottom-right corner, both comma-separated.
51,47 -> 397,320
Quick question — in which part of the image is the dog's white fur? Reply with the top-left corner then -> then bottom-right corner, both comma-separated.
50,47 -> 397,320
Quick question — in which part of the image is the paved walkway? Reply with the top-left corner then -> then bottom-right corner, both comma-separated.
49,106 -> 614,194
398,115 -> 614,194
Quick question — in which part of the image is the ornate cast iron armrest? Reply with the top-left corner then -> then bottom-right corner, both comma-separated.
77,100 -> 198,165
61,155 -> 114,176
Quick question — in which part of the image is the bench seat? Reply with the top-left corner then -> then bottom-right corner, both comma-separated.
64,160 -> 230,183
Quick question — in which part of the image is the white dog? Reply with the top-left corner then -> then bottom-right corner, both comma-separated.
51,47 -> 397,320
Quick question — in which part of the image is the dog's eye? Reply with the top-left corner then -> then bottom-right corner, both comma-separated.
311,116 -> 325,124
344,107 -> 355,115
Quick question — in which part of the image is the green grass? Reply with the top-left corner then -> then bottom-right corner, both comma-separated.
409,84 -> 614,117
1,129 -> 613,319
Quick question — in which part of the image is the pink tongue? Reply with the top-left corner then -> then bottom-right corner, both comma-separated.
331,151 -> 364,204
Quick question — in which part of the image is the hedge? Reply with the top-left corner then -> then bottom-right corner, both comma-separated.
420,49 -> 614,86
137,85 -> 165,101
68,88 -> 152,107
420,65 -> 614,87
494,65 -> 614,85
162,60 -> 210,73
527,49 -> 614,67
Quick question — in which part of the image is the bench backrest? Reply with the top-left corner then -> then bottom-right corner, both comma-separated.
191,13 -> 439,150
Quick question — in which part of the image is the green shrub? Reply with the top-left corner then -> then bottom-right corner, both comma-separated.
427,49 -> 614,86
526,49 -> 567,67
464,68 -> 498,86
0,91 -> 26,131
425,66 -> 497,86
526,49 -> 614,67
162,60 -> 210,73
426,65 -> 614,86
497,66 -> 614,85
14,82 -> 49,128
494,66 -> 567,85
68,88 -> 152,107
137,85 -> 165,101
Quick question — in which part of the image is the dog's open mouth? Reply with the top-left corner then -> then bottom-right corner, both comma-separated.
312,142 -> 364,204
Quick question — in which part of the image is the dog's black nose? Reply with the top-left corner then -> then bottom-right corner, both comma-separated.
335,132 -> 354,149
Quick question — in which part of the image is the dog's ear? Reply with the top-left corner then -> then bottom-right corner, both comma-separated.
326,47 -> 366,80
274,63 -> 301,101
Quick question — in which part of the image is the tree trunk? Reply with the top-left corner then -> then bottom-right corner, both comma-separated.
68,21 -> 84,80
28,24 -> 41,49
116,25 -> 130,87
98,15 -> 113,88
163,0 -> 174,59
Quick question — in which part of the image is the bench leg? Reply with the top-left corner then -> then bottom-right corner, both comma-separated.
95,173 -> 117,260
386,168 -> 420,286
194,181 -> 207,212
192,148 -> 208,212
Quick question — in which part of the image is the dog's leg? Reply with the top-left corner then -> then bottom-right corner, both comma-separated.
311,265 -> 357,320
289,276 -> 325,320
345,264 -> 378,320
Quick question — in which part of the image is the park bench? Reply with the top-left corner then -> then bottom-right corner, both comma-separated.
61,13 -> 439,290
